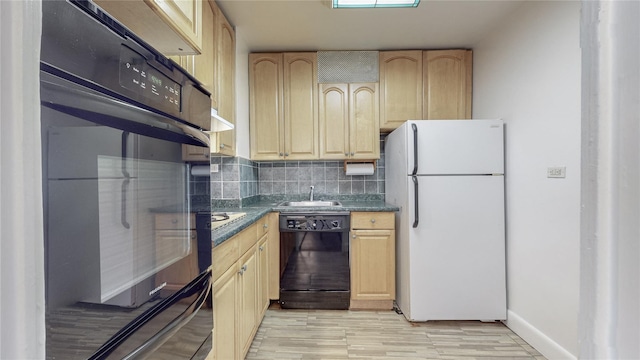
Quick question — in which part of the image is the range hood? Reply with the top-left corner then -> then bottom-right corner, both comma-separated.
209,108 -> 234,132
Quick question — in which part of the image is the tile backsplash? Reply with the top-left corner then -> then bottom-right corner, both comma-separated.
210,137 -> 385,205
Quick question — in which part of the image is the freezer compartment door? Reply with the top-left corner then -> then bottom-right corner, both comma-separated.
407,120 -> 504,175
406,175 -> 506,321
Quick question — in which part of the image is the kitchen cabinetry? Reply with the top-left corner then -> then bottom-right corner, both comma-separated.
319,83 -> 380,160
380,49 -> 473,132
266,213 -> 280,299
172,0 -> 216,161
350,212 -> 396,310
255,215 -> 273,317
211,214 -> 274,360
379,51 -> 423,132
154,213 -> 198,293
238,244 -> 258,357
211,8 -> 236,156
212,261 -> 237,360
95,0 -> 202,55
249,53 -> 283,160
249,52 -> 318,160
423,49 -> 472,120
178,1 -> 234,158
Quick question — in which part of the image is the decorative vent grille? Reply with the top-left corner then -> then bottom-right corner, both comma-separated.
317,51 -> 379,83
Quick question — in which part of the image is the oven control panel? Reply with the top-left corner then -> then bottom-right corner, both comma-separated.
280,214 -> 350,232
119,46 -> 181,112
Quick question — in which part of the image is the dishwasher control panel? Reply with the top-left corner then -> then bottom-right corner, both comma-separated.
279,213 -> 350,232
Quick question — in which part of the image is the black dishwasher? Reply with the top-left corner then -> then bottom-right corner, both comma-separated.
279,212 -> 351,309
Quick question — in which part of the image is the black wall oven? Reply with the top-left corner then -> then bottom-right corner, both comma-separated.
40,1 -> 212,358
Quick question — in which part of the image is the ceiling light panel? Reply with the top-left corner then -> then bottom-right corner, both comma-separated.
332,0 -> 420,8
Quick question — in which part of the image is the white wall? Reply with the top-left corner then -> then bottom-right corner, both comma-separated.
472,1 -> 581,358
579,1 -> 640,359
0,1 -> 46,358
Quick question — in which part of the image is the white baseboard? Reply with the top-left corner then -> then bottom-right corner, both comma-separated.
504,310 -> 577,360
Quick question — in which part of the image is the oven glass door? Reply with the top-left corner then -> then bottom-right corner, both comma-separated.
42,71 -> 212,359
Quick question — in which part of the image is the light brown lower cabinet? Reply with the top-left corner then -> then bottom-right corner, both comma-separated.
350,212 -> 396,310
257,234 -> 270,318
211,214 -> 273,360
212,262 -> 237,360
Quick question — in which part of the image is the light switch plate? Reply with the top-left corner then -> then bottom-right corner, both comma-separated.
211,164 -> 219,173
547,166 -> 566,178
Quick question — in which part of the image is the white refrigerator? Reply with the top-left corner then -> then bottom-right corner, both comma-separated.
385,120 -> 506,322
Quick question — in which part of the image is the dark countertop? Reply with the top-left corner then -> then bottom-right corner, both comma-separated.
212,199 -> 399,247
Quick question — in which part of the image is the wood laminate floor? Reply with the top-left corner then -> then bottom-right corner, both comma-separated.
246,306 -> 546,360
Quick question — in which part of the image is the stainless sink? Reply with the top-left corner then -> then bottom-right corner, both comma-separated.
278,200 -> 342,207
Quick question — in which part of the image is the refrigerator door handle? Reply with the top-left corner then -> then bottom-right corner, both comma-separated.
412,175 -> 419,228
411,123 -> 418,176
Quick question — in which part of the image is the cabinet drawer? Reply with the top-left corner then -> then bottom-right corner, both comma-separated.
155,213 -> 195,229
256,215 -> 270,239
238,223 -> 258,256
351,212 -> 394,230
212,236 -> 239,281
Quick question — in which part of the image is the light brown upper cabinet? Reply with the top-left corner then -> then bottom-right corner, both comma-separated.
423,50 -> 472,120
380,49 -> 473,132
95,0 -> 203,55
249,53 -> 284,160
211,5 -> 236,156
206,0 -> 219,110
249,52 -> 318,160
319,83 -> 380,160
178,0 -> 216,161
379,51 -> 423,132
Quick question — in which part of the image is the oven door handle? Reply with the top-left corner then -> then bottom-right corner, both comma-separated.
89,270 -> 212,360
121,275 -> 211,360
40,77 -> 209,147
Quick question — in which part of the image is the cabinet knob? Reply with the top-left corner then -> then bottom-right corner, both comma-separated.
259,245 -> 264,251
238,264 -> 248,275
263,224 -> 268,229
351,152 -> 355,156
279,152 -> 284,156
352,234 -> 356,239
284,152 -> 289,156
171,219 -> 178,224
220,144 -> 225,149
191,234 -> 196,239
345,153 -> 349,156
371,218 -> 376,223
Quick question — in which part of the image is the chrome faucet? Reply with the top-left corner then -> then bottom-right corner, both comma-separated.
309,185 -> 315,201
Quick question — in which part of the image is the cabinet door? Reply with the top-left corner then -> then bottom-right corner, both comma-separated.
351,229 -> 395,301
379,51 -> 423,132
95,0 -> 202,54
238,246 -> 257,358
423,50 -> 472,120
257,235 -> 269,318
250,53 -> 284,160
208,0 -> 219,110
267,212 -> 280,300
349,83 -> 380,159
214,10 -> 235,156
283,53 -> 318,160
213,263 -> 237,360
319,83 -> 349,159
195,1 -> 215,109
148,0 -> 202,52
